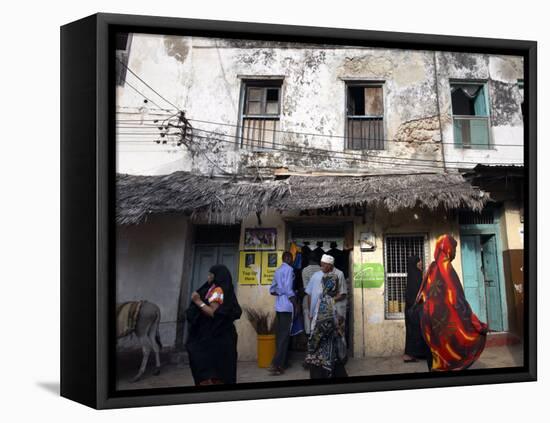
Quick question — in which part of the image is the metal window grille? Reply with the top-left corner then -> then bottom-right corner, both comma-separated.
383,234 -> 427,319
458,209 -> 495,225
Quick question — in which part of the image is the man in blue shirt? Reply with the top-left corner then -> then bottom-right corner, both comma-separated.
268,251 -> 297,375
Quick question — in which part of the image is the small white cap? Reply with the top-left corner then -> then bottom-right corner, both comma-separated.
321,254 -> 335,265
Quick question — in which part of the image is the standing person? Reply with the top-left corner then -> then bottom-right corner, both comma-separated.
268,251 -> 297,376
305,254 -> 348,378
327,241 -> 345,276
417,234 -> 488,371
185,264 -> 242,385
312,241 -> 325,263
403,255 -> 430,362
301,255 -> 322,336
301,241 -> 312,270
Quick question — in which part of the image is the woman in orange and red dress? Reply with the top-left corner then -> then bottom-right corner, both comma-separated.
416,234 -> 488,371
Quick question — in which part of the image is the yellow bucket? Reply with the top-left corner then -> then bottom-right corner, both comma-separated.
257,334 -> 276,368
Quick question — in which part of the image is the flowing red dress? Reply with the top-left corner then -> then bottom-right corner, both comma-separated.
417,234 -> 488,371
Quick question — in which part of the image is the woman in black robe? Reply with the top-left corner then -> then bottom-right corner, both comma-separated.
403,255 -> 430,362
186,264 -> 242,385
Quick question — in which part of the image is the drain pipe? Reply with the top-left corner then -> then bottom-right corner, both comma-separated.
433,50 -> 448,173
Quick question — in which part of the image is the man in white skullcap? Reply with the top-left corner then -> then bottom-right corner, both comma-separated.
307,254 -> 347,320
304,253 -> 348,378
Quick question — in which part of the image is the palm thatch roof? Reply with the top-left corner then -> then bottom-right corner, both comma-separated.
116,171 -> 488,225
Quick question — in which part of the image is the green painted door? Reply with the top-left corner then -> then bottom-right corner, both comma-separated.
481,235 -> 504,331
460,235 -> 487,323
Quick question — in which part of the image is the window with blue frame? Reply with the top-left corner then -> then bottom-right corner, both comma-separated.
451,83 -> 490,149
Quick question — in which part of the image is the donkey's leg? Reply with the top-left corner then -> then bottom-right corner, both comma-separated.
148,315 -> 161,375
131,337 -> 150,383
131,302 -> 155,382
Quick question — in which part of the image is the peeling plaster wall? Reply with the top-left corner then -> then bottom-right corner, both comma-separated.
117,36 -> 493,176
117,36 -> 522,176
436,52 -> 524,169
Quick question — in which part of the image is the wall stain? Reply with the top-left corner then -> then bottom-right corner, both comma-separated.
163,36 -> 190,63
490,80 -> 523,126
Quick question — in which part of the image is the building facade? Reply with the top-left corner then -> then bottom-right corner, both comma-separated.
115,33 -> 524,360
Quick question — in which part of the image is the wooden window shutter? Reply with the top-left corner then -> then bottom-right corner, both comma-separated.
364,87 -> 383,116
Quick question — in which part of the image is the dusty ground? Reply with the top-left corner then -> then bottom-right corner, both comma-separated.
116,343 -> 524,391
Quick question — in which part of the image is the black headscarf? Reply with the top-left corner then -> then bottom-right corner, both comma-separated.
405,255 -> 423,307
186,264 -> 242,332
208,264 -> 242,322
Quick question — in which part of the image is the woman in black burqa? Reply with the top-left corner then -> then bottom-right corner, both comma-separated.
186,264 -> 242,385
403,255 -> 430,362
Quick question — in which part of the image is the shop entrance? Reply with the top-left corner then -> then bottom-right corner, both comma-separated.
288,222 -> 354,353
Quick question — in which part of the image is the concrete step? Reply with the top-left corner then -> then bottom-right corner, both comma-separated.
486,331 -> 522,347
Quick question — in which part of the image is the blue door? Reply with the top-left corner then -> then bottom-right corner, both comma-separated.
460,234 -> 504,332
460,235 -> 487,323
481,235 -> 504,331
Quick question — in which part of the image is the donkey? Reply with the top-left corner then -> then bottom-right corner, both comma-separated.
117,300 -> 162,382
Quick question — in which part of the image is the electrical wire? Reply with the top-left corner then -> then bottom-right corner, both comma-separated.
114,115 -> 524,148
116,57 -> 180,111
114,70 -> 523,174
124,81 -> 166,111
116,133 -> 520,172
115,128 -> 524,169
185,116 -> 526,148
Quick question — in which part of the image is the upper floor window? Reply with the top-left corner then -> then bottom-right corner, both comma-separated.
240,81 -> 282,149
346,83 -> 384,150
115,33 -> 132,86
451,83 -> 490,149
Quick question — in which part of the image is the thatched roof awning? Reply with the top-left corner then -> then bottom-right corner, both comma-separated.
116,172 -> 488,225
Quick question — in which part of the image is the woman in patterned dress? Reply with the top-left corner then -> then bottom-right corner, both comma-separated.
305,271 -> 347,378
417,234 -> 488,371
186,264 -> 242,385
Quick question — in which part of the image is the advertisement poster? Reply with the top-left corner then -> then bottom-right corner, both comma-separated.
261,251 -> 283,285
354,263 -> 385,288
238,251 -> 262,285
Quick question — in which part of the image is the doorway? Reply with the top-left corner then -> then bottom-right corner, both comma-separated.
189,225 -> 241,293
288,222 -> 354,353
179,225 -> 240,344
460,233 -> 505,332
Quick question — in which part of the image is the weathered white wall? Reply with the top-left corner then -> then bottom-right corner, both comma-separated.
116,215 -> 190,349
115,35 -> 525,177
436,53 -> 524,168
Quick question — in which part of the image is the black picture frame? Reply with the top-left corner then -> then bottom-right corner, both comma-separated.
61,12 -> 537,409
